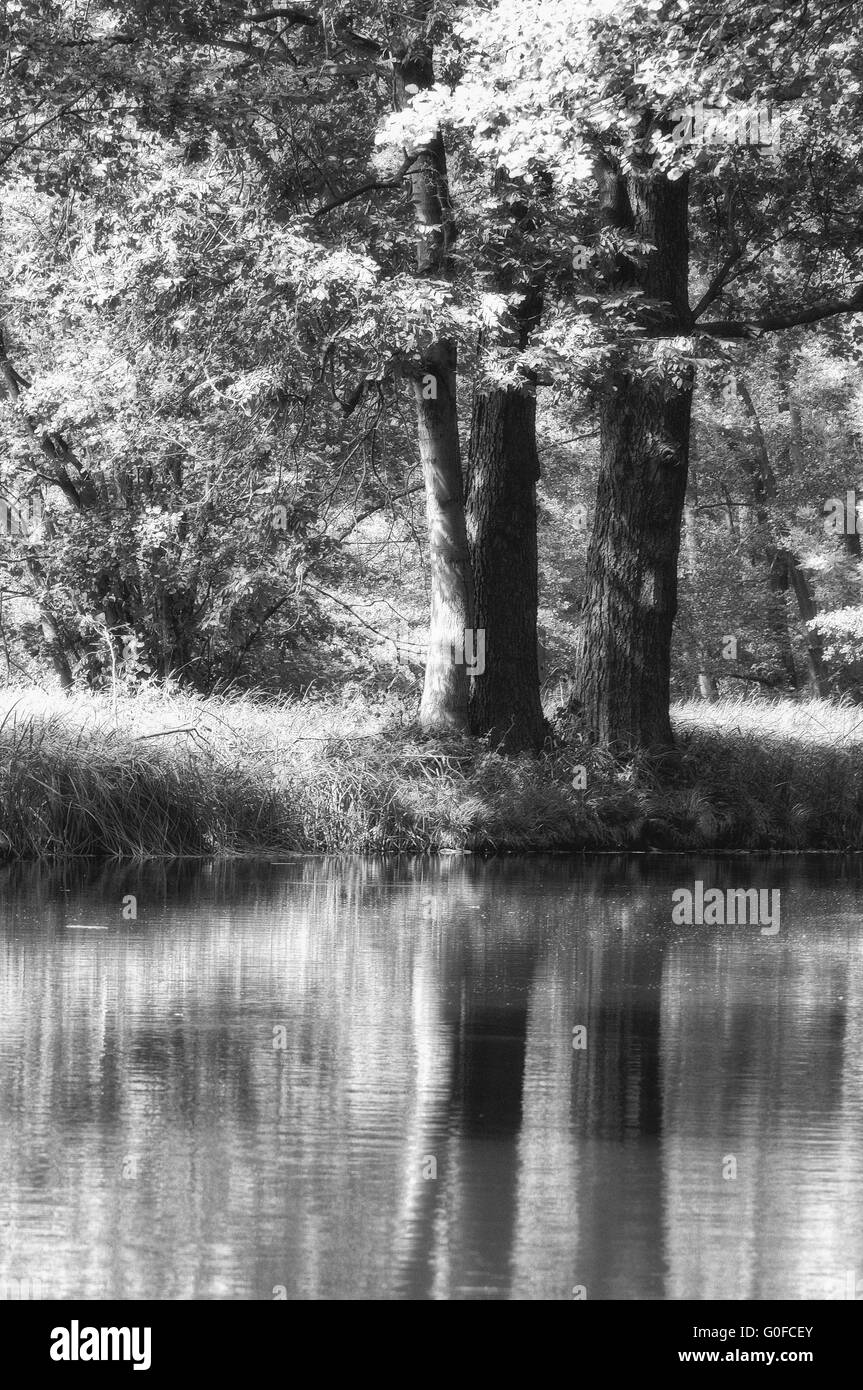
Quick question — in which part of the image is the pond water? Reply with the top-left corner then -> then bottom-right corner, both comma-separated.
0,854 -> 861,1301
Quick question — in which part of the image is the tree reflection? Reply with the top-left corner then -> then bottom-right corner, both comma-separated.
0,855 -> 861,1299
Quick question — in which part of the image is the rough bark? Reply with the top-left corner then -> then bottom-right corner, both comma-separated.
466,363 -> 545,750
574,376 -> 693,748
569,163 -> 693,749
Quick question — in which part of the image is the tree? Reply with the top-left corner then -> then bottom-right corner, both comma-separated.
1,1 -> 469,693
448,0 -> 863,747
466,317 -> 546,751
391,20 -> 474,734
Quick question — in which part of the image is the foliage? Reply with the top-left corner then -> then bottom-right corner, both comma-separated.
4,1 -> 863,755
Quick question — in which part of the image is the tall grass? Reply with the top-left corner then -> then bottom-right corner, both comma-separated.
2,684 -> 863,858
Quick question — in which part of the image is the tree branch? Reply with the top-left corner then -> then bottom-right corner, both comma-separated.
58,33 -> 139,48
313,156 -> 414,218
698,285 -> 863,339
721,671 -> 781,688
0,329 -> 90,509
303,580 -> 403,644
334,483 -> 424,544
0,96 -> 92,169
245,7 -> 317,23
690,246 -> 744,321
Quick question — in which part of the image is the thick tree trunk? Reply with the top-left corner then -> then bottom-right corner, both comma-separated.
466,379 -> 545,750
573,378 -> 692,748
569,164 -> 692,750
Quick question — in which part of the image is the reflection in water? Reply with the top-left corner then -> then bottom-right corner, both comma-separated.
0,855 -> 862,1300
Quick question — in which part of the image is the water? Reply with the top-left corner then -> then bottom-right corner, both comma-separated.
0,854 -> 862,1301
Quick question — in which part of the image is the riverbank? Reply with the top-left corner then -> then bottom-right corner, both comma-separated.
1,684 -> 862,858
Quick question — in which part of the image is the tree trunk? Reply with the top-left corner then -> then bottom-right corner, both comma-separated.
414,339 -> 474,730
682,480 -> 717,700
16,531 -> 76,690
393,38 -> 472,734
466,377 -> 545,750
736,379 -> 827,696
786,555 -> 828,697
37,601 -> 74,689
573,377 -> 692,747
569,163 -> 692,750
765,556 -> 799,691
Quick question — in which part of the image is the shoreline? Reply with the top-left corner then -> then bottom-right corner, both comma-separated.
4,847 -> 863,865
3,685 -> 863,860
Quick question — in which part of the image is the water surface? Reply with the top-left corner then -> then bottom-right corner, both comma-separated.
1,854 -> 861,1300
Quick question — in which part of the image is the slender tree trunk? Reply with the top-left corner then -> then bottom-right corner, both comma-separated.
736,380 -> 827,696
730,439 -> 797,691
0,505 -> 75,689
37,600 -> 74,689
841,436 -> 863,559
12,525 -> 76,690
413,339 -> 474,729
682,473 -> 717,700
19,526 -> 76,689
0,330 -> 97,686
569,163 -> 692,749
466,370 -> 545,749
786,555 -> 828,696
765,556 -> 799,690
393,39 -> 472,733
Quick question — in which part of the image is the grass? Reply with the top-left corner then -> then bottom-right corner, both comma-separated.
2,683 -> 863,858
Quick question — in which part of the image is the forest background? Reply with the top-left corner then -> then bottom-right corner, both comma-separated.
4,0 -> 863,857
